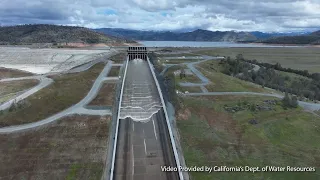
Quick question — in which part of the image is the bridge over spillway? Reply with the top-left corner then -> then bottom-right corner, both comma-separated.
108,47 -> 184,180
127,46 -> 148,61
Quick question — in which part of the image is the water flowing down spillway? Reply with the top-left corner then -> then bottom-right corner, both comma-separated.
119,59 -> 162,122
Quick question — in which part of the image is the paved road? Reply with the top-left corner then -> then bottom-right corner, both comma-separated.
0,52 -> 120,111
161,55 -> 320,111
0,76 -> 53,111
160,55 -> 223,87
0,61 -> 118,134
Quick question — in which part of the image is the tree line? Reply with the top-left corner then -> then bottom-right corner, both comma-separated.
220,55 -> 320,101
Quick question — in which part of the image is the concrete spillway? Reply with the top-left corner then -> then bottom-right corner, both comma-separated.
119,59 -> 162,122
109,47 -> 183,180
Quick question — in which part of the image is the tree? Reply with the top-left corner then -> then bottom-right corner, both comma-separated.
282,92 -> 298,109
282,92 -> 291,108
290,96 -> 298,108
180,67 -> 186,79
236,54 -> 244,61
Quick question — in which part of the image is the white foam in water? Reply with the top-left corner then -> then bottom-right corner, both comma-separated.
119,59 -> 162,122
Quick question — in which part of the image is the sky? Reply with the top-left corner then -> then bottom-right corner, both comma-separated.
0,0 -> 319,32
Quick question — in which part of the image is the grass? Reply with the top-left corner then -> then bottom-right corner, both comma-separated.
177,95 -> 320,180
159,59 -> 200,64
276,70 -> 311,87
177,73 -> 202,84
163,65 -> 202,84
0,63 -> 105,127
0,80 -> 38,96
179,86 -> 203,93
88,83 -> 116,107
0,80 -> 39,104
109,52 -> 126,63
162,60 -> 273,93
0,115 -> 110,180
193,47 -> 320,73
157,53 -> 199,57
0,67 -> 34,79
108,66 -> 121,77
196,61 -> 273,93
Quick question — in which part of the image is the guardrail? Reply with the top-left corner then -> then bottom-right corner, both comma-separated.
147,57 -> 184,180
109,56 -> 129,180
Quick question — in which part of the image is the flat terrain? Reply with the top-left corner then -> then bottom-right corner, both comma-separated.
108,66 -> 121,77
0,67 -> 34,79
0,79 -> 38,104
193,47 -> 320,73
88,83 -> 116,107
0,80 -> 38,96
179,86 -> 203,93
0,115 -> 110,180
109,52 -> 126,63
0,63 -> 104,127
159,59 -> 200,64
0,47 -> 114,74
196,61 -> 273,93
177,95 -> 320,180
157,53 -> 199,57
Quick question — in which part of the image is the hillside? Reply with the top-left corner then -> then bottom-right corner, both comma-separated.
0,24 -> 133,45
262,30 -> 320,45
95,28 -> 258,42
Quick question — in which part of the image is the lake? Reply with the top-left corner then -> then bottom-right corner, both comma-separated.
138,41 -> 302,48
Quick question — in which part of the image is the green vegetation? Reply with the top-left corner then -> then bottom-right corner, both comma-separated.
0,80 -> 38,104
162,66 -> 182,110
194,47 -> 320,73
0,24 -> 127,45
174,67 -> 201,84
0,80 -> 38,96
108,66 -> 121,77
66,163 -> 103,180
159,58 -> 200,64
197,61 -> 272,93
177,95 -> 320,180
157,53 -> 199,57
88,83 -> 115,106
179,86 -> 202,93
282,92 -> 298,109
218,56 -> 320,101
95,28 -> 257,42
262,31 -> 320,45
0,63 -> 105,127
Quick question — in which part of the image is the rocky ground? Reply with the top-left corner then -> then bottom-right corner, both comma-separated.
0,47 -> 116,74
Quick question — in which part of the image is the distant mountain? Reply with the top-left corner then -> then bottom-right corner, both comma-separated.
94,27 -> 319,44
251,31 -> 309,40
94,28 -> 258,42
261,30 -> 320,45
311,30 -> 320,36
0,24 -> 133,45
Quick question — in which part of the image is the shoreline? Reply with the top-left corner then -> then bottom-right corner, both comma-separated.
248,42 -> 320,47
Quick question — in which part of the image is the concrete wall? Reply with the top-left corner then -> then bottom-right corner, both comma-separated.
101,57 -> 129,180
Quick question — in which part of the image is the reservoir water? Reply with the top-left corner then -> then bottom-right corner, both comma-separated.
139,41 -> 302,48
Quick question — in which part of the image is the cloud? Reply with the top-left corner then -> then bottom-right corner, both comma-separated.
0,0 -> 319,32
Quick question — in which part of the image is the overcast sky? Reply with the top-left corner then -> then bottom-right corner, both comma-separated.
0,0 -> 319,32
